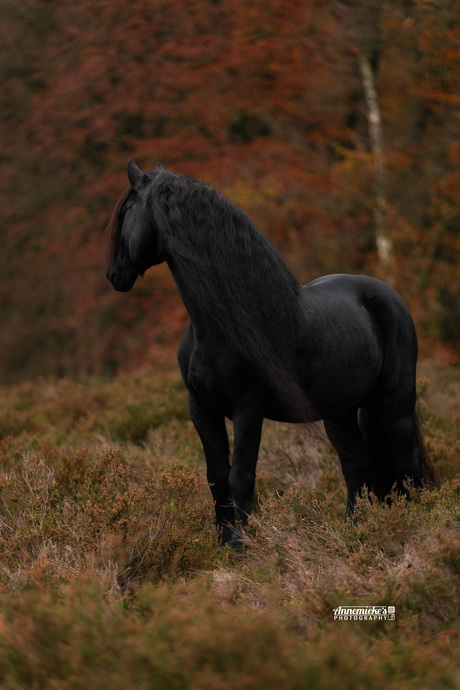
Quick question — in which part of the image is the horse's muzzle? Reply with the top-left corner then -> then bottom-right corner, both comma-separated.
106,269 -> 138,292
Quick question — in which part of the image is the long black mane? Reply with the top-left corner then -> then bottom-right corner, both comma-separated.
142,171 -> 311,418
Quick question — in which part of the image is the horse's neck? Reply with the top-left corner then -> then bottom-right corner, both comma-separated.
166,255 -> 203,323
166,226 -> 302,353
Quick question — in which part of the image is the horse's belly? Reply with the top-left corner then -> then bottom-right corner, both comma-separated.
297,339 -> 382,417
184,345 -> 381,423
184,348 -> 307,423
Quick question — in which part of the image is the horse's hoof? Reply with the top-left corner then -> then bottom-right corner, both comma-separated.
220,532 -> 244,552
228,536 -> 244,553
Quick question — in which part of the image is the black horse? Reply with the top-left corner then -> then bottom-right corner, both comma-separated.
106,159 -> 434,549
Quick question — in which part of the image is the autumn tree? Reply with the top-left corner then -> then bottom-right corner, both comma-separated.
0,0 -> 458,382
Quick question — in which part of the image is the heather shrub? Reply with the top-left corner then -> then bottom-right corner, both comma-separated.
0,573 -> 457,690
0,361 -> 458,688
0,450 -> 221,592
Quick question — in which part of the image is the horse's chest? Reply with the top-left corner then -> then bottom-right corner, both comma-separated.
186,346 -> 252,419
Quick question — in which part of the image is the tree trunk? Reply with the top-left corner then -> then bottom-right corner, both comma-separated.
358,52 -> 392,270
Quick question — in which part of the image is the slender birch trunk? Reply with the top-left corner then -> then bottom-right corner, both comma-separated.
358,52 -> 392,270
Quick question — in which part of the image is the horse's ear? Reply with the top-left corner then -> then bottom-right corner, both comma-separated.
127,158 -> 148,187
156,162 -> 166,172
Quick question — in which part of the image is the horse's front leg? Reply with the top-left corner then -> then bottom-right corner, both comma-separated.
187,391 -> 235,545
228,402 -> 264,549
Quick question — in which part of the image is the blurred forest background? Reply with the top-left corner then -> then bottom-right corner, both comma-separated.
0,0 -> 459,384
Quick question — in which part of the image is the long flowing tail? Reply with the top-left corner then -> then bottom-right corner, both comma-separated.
359,407 -> 439,500
414,415 -> 440,489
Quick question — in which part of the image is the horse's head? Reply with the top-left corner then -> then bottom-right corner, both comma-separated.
106,159 -> 166,292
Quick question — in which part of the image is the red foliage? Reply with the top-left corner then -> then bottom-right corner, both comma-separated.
0,0 -> 459,381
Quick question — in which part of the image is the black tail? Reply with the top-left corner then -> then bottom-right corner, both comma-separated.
414,415 -> 440,489
359,407 -> 439,500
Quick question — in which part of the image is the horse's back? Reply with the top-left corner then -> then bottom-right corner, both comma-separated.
303,274 -> 415,338
303,274 -> 418,365
305,273 -> 407,303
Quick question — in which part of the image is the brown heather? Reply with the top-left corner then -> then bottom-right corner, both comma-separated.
0,360 -> 459,688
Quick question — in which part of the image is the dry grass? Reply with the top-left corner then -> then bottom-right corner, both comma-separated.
0,361 -> 459,688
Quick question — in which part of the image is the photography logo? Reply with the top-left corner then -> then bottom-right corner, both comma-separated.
333,606 -> 396,621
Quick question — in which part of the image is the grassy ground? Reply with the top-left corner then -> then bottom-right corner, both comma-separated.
0,361 -> 459,689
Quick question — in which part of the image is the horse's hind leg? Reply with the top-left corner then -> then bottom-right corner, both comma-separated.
324,410 -> 371,517
187,391 -> 234,545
